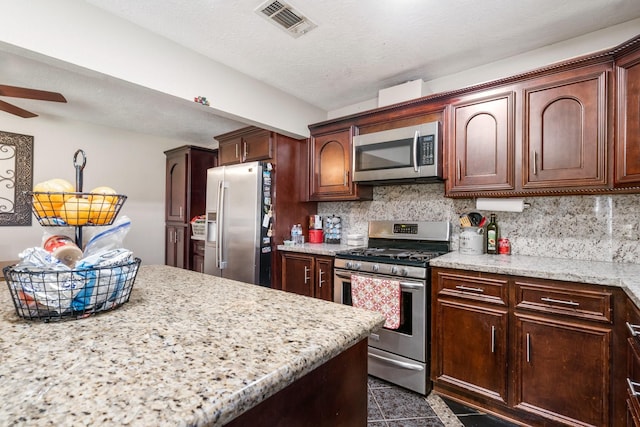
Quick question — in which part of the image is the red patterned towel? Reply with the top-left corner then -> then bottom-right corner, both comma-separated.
350,274 -> 401,329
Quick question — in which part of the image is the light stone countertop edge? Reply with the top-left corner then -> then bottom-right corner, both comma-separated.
0,265 -> 385,426
430,252 -> 640,307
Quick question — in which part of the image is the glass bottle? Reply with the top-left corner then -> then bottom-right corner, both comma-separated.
486,213 -> 499,254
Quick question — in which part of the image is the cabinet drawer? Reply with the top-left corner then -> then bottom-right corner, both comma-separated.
514,281 -> 612,323
436,272 -> 508,306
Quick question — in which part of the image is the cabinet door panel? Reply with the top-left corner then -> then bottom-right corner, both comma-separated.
219,140 -> 242,165
433,299 -> 508,403
448,92 -> 514,193
616,49 -> 640,185
523,68 -> 607,188
282,253 -> 314,297
243,131 -> 272,162
166,154 -> 187,222
315,257 -> 333,301
515,314 -> 610,426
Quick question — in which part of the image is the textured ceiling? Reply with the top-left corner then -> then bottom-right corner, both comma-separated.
2,0 -> 640,143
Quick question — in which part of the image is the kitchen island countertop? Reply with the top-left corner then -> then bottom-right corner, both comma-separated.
431,252 -> 640,307
0,265 -> 384,426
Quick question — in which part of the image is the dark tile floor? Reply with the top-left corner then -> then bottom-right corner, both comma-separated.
367,376 -> 518,426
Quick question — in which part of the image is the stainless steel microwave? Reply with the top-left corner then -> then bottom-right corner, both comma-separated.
352,121 -> 441,184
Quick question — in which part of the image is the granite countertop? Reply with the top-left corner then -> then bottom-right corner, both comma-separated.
431,252 -> 640,307
0,265 -> 384,426
277,242 -> 357,256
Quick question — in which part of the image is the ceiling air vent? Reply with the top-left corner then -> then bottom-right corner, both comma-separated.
255,1 -> 317,38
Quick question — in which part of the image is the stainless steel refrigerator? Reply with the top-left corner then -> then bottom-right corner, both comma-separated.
203,161 -> 272,286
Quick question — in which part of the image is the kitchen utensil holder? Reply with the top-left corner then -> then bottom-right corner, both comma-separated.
5,149 -> 140,321
3,258 -> 141,321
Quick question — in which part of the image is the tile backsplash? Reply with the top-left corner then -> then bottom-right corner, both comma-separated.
318,183 -> 640,264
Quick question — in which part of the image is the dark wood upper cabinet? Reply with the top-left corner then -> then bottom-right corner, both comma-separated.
308,126 -> 372,201
216,127 -> 273,166
615,46 -> 640,187
447,91 -> 515,194
522,63 -> 608,189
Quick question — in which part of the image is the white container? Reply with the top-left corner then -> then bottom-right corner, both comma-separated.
347,234 -> 366,246
459,227 -> 484,255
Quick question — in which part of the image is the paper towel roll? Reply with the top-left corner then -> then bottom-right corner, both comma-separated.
475,198 -> 527,212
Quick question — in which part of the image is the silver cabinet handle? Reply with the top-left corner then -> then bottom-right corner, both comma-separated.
235,143 -> 239,159
457,159 -> 462,181
318,269 -> 324,288
304,266 -> 310,284
526,333 -> 531,363
532,151 -> 538,175
455,285 -> 485,293
628,378 -> 640,396
491,325 -> 496,353
540,297 -> 579,307
179,206 -> 183,220
343,171 -> 348,186
243,141 -> 248,158
368,352 -> 424,371
412,130 -> 419,173
627,322 -> 640,337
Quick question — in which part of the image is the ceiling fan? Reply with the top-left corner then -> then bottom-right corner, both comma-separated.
0,84 -> 67,118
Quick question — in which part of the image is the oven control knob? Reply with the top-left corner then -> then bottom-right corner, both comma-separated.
372,264 -> 380,272
354,263 -> 362,270
346,261 -> 353,269
391,266 -> 398,275
401,268 -> 410,276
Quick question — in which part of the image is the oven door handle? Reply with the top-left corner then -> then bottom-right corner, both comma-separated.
368,352 -> 424,371
400,282 -> 423,290
335,273 -> 423,290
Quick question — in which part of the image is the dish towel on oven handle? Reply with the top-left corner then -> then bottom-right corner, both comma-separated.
350,274 -> 401,330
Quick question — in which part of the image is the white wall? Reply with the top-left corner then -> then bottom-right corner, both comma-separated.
0,0 -> 325,138
0,113 -> 194,265
328,18 -> 640,119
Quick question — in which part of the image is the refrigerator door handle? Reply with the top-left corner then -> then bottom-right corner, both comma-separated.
217,180 -> 228,269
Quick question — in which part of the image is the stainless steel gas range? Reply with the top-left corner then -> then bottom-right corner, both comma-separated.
333,220 -> 451,395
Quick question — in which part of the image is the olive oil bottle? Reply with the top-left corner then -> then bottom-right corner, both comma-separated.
486,213 -> 499,254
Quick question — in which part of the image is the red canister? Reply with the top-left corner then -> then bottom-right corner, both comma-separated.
498,238 -> 511,255
308,229 -> 324,243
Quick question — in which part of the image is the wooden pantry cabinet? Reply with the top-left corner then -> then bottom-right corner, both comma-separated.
164,145 -> 218,271
281,252 -> 333,301
432,267 -> 626,427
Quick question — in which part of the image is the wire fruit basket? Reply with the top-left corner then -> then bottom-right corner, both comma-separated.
3,258 -> 141,321
4,149 -> 141,321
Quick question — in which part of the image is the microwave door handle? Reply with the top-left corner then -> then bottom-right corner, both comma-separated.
413,130 -> 419,172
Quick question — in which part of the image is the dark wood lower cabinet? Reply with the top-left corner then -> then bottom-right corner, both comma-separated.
434,300 -> 508,404
432,267 -> 627,427
281,252 -> 333,301
225,339 -> 368,427
514,314 -> 611,426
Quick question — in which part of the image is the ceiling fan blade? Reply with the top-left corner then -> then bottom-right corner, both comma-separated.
0,84 -> 67,103
0,99 -> 38,118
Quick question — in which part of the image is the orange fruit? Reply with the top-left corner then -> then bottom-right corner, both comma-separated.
59,197 -> 92,226
32,178 -> 75,217
88,186 -> 118,204
90,197 -> 116,225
